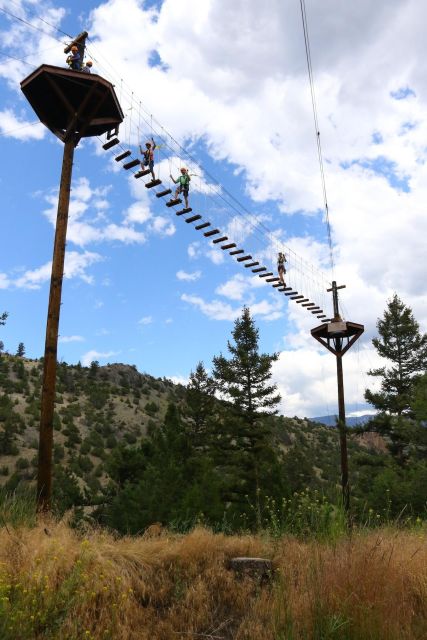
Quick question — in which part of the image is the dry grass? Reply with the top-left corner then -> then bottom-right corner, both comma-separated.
0,520 -> 425,639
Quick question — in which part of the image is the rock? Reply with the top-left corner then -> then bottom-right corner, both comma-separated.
228,557 -> 274,582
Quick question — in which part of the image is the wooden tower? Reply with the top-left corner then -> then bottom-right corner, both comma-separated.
20,43 -> 124,511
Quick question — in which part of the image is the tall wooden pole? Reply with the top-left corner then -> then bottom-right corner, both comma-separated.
37,137 -> 75,511
336,351 -> 350,512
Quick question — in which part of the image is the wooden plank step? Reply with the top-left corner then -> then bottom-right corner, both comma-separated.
103,138 -> 119,150
317,315 -> 327,319
204,229 -> 220,237
296,298 -> 309,304
145,179 -> 162,189
244,262 -> 259,268
237,255 -> 252,262
212,236 -> 228,244
185,215 -> 202,223
123,158 -> 140,170
115,150 -> 131,161
166,198 -> 182,207
221,243 -> 237,250
302,302 -> 316,307
195,222 -> 210,230
259,272 -> 274,278
252,267 -> 267,273
285,291 -> 298,296
283,287 -> 293,292
290,295 -> 305,300
266,277 -> 280,283
311,309 -> 323,314
134,168 -> 152,178
272,283 -> 284,288
156,189 -> 172,198
230,249 -> 244,256
176,207 -> 192,215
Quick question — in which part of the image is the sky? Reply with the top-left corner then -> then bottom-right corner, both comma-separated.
1,0 -> 426,418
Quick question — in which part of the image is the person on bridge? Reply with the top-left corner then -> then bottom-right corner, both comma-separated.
139,138 -> 157,181
277,252 -> 287,285
81,60 -> 93,73
66,46 -> 81,71
170,168 -> 191,208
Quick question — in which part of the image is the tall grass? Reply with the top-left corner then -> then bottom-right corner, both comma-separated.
0,517 -> 425,639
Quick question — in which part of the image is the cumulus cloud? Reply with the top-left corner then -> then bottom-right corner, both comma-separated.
138,316 -> 153,325
81,350 -> 121,367
0,109 -> 45,140
13,251 -> 102,289
176,269 -> 202,281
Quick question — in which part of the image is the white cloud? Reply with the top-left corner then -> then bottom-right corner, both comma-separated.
138,316 -> 153,325
81,350 -> 121,367
176,269 -> 201,281
59,335 -> 85,343
12,250 -> 102,289
0,109 -> 45,141
0,273 -> 11,289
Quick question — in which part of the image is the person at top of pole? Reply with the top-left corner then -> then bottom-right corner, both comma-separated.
81,60 -> 93,73
170,168 -> 191,208
139,137 -> 157,181
66,45 -> 81,71
277,251 -> 287,285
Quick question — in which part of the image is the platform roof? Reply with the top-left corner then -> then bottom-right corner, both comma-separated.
21,65 -> 124,141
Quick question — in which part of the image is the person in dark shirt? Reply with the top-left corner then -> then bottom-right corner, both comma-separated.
277,252 -> 287,285
81,61 -> 93,73
66,46 -> 81,70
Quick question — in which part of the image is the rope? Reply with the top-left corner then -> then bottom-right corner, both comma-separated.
299,0 -> 335,277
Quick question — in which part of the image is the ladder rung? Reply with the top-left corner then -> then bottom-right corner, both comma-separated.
145,179 -> 162,189
272,283 -> 284,288
138,168 -> 152,176
156,189 -> 172,198
221,243 -> 237,250
185,215 -> 201,223
176,207 -> 192,215
252,267 -> 267,273
237,255 -> 252,262
296,298 -> 309,304
115,150 -> 131,161
244,262 -> 259,268
229,249 -> 244,255
283,287 -> 293,292
195,222 -> 211,231
166,198 -> 182,207
302,303 -> 316,308
123,158 -> 140,170
204,229 -> 220,237
285,291 -> 298,296
317,315 -> 327,319
102,138 -> 119,150
212,236 -> 228,244
290,295 -> 305,300
259,272 -> 274,278
266,277 -> 280,283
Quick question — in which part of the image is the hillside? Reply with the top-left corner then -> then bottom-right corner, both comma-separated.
2,353 -> 421,532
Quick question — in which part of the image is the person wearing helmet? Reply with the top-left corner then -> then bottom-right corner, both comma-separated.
66,45 -> 81,71
277,252 -> 287,285
170,168 -> 191,208
139,137 -> 157,180
82,60 -> 93,73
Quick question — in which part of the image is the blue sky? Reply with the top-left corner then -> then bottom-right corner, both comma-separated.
1,0 -> 427,417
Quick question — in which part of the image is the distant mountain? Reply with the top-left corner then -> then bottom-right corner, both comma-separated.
313,414 -> 376,428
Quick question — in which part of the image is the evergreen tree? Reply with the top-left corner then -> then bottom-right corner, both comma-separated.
212,306 -> 282,527
0,312 -> 7,326
16,342 -> 25,358
185,361 -> 215,448
365,294 -> 427,415
0,341 -> 4,358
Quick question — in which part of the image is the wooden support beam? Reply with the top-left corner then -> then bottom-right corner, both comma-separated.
244,261 -> 259,268
212,236 -> 228,244
185,215 -> 202,223
259,272 -> 274,278
102,138 -> 119,150
221,243 -> 237,250
266,276 -> 280,283
230,249 -> 245,256
156,189 -> 172,198
123,158 -> 140,170
252,267 -> 267,273
195,222 -> 211,230
115,150 -> 131,161
204,229 -> 220,237
145,179 -> 162,188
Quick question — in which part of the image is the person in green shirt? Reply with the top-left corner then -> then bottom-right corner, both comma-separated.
170,168 -> 191,208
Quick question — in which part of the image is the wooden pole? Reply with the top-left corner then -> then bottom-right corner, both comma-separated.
336,352 -> 350,512
37,138 -> 75,512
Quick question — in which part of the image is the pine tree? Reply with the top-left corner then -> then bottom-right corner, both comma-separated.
365,294 -> 427,415
212,306 -> 282,526
16,342 -> 25,358
185,361 -> 215,448
0,312 -> 7,326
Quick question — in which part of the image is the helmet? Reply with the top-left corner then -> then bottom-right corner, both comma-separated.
180,167 -> 186,172
86,61 -> 93,66
71,45 -> 78,51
